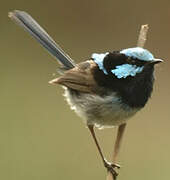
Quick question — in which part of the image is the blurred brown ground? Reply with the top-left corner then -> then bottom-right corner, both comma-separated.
0,0 -> 170,180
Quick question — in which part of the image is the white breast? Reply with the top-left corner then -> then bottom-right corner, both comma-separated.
64,88 -> 140,129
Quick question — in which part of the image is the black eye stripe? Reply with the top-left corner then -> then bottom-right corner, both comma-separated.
103,52 -> 127,73
126,57 -> 147,66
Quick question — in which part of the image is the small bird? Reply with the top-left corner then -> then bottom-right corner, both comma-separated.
9,10 -> 163,179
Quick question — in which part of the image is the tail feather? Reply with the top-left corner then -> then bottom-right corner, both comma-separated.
9,10 -> 76,69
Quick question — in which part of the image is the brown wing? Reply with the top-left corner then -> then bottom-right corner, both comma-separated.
49,60 -> 98,93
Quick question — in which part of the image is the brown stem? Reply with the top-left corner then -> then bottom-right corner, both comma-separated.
137,24 -> 149,48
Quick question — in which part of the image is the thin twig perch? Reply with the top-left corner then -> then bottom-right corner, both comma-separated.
137,24 -> 149,48
106,24 -> 149,180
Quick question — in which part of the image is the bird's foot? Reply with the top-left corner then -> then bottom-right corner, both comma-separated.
104,159 -> 120,180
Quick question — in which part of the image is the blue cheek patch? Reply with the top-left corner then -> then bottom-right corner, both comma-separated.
111,64 -> 144,79
91,52 -> 109,74
120,47 -> 154,61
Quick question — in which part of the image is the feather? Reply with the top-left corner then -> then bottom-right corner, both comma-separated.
49,60 -> 98,93
9,10 -> 75,69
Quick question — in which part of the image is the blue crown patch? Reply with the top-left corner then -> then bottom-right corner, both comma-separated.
120,47 -> 154,61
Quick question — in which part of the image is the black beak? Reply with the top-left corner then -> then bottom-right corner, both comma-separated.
147,59 -> 163,65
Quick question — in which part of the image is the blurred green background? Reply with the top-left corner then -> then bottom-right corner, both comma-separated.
1,0 -> 170,180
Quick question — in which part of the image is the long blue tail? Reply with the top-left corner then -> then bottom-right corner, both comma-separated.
9,10 -> 76,69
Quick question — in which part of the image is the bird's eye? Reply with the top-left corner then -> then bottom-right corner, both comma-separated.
126,58 -> 136,64
131,59 -> 136,63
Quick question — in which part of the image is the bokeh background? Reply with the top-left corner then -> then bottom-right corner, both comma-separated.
1,0 -> 170,180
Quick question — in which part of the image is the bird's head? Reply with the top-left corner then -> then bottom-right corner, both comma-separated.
92,47 -> 163,79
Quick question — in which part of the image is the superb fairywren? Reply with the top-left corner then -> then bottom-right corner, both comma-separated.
9,10 -> 163,179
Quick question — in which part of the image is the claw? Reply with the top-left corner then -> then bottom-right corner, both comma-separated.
111,163 -> 121,169
103,159 -> 120,179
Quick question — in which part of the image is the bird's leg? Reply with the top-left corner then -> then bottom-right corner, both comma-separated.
88,125 -> 120,179
112,123 -> 127,163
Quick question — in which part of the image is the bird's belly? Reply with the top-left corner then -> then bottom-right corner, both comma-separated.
64,88 -> 139,128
